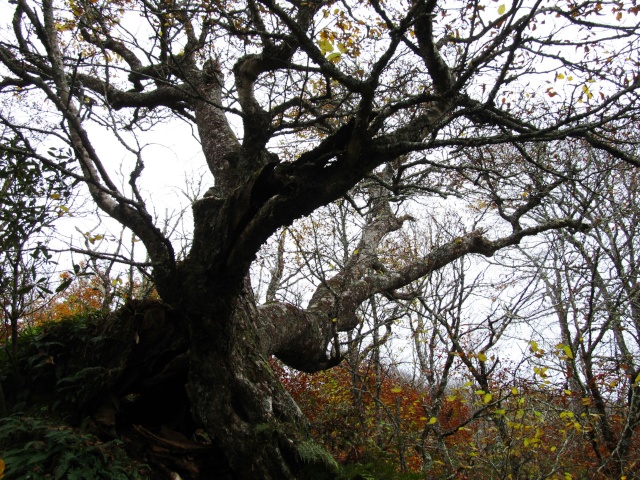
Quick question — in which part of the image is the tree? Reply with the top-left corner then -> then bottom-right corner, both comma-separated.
514,148 -> 640,476
0,136 -> 72,355
1,0 -> 640,477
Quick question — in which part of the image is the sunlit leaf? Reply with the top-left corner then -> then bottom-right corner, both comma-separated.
563,345 -> 574,359
318,38 -> 334,55
582,85 -> 593,99
327,52 -> 342,63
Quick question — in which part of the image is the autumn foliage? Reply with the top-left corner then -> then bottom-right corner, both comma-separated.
274,356 -> 640,479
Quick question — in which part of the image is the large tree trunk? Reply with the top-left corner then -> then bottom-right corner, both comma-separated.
185,284 -> 338,479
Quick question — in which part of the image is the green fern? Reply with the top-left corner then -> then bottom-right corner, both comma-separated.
0,416 -> 149,479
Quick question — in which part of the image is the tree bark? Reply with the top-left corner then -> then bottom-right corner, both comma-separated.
185,284 -> 338,479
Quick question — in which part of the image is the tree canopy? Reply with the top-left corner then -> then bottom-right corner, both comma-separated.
1,0 -> 640,478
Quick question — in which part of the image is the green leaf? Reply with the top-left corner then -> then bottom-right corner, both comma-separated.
17,283 -> 35,295
327,52 -> 342,63
55,277 -> 73,293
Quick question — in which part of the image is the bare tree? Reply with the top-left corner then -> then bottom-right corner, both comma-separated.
519,149 -> 640,476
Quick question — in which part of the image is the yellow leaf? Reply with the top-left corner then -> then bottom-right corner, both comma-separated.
50,193 -> 61,200
327,52 -> 342,63
498,4 -> 506,15
391,387 -> 402,393
318,38 -> 333,55
446,395 -> 457,401
534,366 -> 548,378
428,417 -> 437,424
353,248 -> 360,255
477,352 -> 488,362
529,340 -> 539,353
557,73 -> 565,80
563,345 -> 574,359
511,387 -> 519,395
337,42 -> 347,53
484,393 -> 493,404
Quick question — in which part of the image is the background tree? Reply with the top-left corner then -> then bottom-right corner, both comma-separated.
0,136 -> 73,355
1,0 -> 640,478
514,147 -> 640,476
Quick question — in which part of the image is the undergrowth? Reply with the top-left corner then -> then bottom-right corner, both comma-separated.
0,415 -> 149,479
